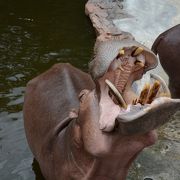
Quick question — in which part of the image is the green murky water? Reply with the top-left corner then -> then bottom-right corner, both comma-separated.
0,0 -> 94,179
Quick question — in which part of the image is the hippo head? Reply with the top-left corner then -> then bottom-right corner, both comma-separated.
75,39 -> 180,159
67,39 -> 180,179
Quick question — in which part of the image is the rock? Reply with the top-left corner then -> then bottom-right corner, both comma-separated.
85,0 -> 128,37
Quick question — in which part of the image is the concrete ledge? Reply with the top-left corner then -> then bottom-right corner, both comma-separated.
85,0 -> 128,36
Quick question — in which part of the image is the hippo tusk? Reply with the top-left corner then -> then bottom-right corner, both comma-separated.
146,80 -> 161,104
132,47 -> 144,56
150,73 -> 171,97
105,79 -> 127,109
138,83 -> 150,105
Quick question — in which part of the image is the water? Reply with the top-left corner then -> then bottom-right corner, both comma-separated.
0,0 -> 94,179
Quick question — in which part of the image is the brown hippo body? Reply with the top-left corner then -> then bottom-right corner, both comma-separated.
24,38 -> 180,179
152,24 -> 180,98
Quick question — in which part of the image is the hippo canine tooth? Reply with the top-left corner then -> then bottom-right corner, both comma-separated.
150,73 -> 171,97
132,47 -> 144,56
105,79 -> 127,109
146,80 -> 161,104
138,83 -> 150,105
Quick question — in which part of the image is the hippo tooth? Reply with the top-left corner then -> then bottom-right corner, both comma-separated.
105,79 -> 127,109
150,73 -> 171,97
132,47 -> 144,56
138,83 -> 150,105
135,61 -> 145,68
132,99 -> 138,105
146,80 -> 161,104
119,49 -> 125,55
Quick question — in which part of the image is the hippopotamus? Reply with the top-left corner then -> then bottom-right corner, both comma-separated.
152,24 -> 180,98
23,37 -> 180,180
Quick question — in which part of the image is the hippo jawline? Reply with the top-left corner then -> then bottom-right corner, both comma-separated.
97,46 -> 180,134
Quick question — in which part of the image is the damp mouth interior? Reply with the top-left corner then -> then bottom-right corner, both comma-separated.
102,46 -> 171,121
105,72 -> 172,122
97,47 -> 180,133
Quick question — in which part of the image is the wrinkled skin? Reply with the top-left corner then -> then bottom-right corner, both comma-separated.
24,63 -> 157,180
152,24 -> 180,98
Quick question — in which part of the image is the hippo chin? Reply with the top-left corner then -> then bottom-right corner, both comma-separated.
24,39 -> 180,180
152,24 -> 180,98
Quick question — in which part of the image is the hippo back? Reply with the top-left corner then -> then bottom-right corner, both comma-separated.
151,24 -> 180,77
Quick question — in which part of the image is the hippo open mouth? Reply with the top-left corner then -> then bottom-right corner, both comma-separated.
95,43 -> 180,134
